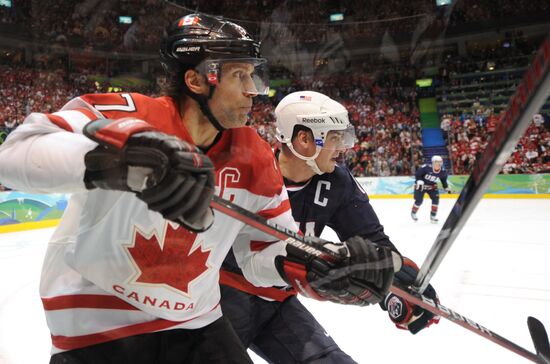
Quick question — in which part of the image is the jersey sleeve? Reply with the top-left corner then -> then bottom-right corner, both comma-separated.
231,187 -> 298,288
0,100 -> 102,193
440,171 -> 449,189
0,93 -> 153,194
415,165 -> 425,181
229,143 -> 299,288
328,169 -> 397,251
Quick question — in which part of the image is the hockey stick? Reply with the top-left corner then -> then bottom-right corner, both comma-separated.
528,317 -> 550,364
210,194 -> 550,363
211,195 -> 344,265
414,37 -> 550,293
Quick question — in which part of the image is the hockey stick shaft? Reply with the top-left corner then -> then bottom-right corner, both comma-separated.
415,37 -> 550,293
392,285 -> 543,363
211,195 -> 343,265
210,194 -> 545,363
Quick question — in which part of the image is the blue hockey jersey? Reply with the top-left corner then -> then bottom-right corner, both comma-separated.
285,165 -> 395,249
415,164 -> 448,190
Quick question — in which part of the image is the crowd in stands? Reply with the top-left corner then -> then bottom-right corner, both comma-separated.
443,112 -> 550,175
2,65 -> 548,180
2,0 -> 549,54
1,62 -> 423,180
0,66 -> 96,133
437,35 -> 544,88
1,1 -> 549,185
436,34 -> 550,175
247,69 -> 424,177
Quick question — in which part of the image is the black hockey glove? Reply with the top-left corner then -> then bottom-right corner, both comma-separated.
380,257 -> 440,334
275,236 -> 400,306
83,118 -> 215,232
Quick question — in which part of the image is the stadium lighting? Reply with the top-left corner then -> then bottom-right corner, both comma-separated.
329,13 -> 344,22
416,78 -> 433,87
118,16 -> 133,24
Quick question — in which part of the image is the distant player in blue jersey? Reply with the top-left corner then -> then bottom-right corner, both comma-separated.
220,91 -> 439,363
411,155 -> 451,223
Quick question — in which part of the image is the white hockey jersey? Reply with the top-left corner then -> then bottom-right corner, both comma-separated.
0,93 -> 297,353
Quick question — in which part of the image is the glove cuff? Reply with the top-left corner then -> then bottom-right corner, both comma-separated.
84,118 -> 157,149
274,256 -> 325,300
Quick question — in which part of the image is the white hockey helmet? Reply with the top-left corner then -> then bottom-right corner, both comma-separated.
275,91 -> 355,174
432,155 -> 443,164
432,155 -> 443,171
275,91 -> 354,147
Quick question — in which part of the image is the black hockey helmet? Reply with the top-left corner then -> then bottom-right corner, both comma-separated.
160,13 -> 269,131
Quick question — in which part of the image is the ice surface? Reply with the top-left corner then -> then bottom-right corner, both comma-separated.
1,198 -> 549,363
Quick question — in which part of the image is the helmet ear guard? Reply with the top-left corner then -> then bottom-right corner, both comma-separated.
194,58 -> 269,96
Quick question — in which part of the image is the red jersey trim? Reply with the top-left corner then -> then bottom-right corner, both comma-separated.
257,199 -> 291,220
45,114 -> 73,132
219,270 -> 296,302
50,303 -> 220,351
42,294 -> 138,311
74,108 -> 100,122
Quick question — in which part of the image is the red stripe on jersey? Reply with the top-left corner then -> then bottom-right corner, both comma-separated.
219,270 -> 296,302
75,107 -> 100,121
250,240 -> 278,252
257,199 -> 290,220
42,294 -> 138,311
50,303 -> 220,351
282,261 -> 324,300
46,114 -> 73,132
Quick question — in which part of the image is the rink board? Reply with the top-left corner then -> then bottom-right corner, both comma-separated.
1,174 -> 549,233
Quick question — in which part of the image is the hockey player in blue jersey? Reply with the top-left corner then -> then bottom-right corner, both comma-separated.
411,155 -> 451,223
220,91 -> 439,363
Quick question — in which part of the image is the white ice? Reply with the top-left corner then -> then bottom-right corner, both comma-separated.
0,198 -> 549,364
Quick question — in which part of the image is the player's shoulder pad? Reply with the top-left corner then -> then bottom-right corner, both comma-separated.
78,93 -> 175,128
333,165 -> 369,196
229,127 -> 284,197
329,165 -> 355,184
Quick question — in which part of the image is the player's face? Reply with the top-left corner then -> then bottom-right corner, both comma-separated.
209,62 -> 256,129
315,130 -> 347,173
433,161 -> 442,172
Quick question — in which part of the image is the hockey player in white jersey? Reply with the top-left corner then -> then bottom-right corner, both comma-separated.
0,14 -> 398,364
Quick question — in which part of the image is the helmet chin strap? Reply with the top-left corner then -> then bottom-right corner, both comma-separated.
184,85 -> 226,132
286,142 -> 325,175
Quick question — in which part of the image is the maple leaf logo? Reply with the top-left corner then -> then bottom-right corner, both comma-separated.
126,224 -> 211,295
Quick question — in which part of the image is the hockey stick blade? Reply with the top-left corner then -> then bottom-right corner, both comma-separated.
415,37 -> 550,293
528,317 -> 550,364
210,194 -> 540,363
